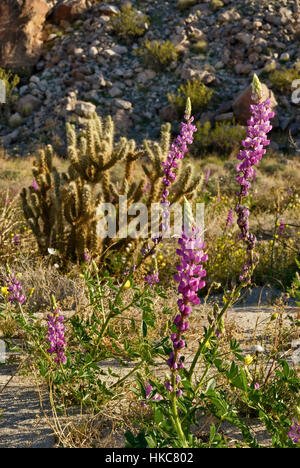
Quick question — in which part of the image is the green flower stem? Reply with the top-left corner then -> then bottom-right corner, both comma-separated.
110,360 -> 144,389
168,348 -> 188,447
170,390 -> 188,447
188,283 -> 244,382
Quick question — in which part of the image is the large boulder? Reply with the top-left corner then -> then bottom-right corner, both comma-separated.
0,0 -> 50,73
233,83 -> 278,125
49,0 -> 88,24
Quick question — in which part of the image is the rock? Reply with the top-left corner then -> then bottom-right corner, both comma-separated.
89,46 -> 98,57
137,70 -> 156,84
16,95 -> 42,116
248,53 -> 259,64
188,27 -> 206,42
111,45 -> 128,55
280,52 -> 290,62
73,47 -> 84,56
215,112 -> 234,122
265,14 -> 281,26
49,0 -> 88,24
252,20 -> 262,29
112,109 -> 132,132
74,101 -> 96,117
114,99 -> 132,110
233,83 -> 278,125
159,104 -> 178,121
108,87 -> 123,98
0,0 -> 50,73
2,129 -> 20,145
279,7 -> 293,25
236,32 -> 252,47
234,63 -> 252,75
215,61 -> 224,69
263,59 -> 277,73
98,5 -> 119,16
47,33 -> 58,41
218,9 -> 241,23
9,112 -> 23,128
103,48 -> 120,59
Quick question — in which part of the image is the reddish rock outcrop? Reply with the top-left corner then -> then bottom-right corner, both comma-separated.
49,0 -> 88,24
0,0 -> 50,73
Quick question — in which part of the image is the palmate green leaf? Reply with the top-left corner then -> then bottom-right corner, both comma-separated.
142,308 -> 156,327
206,389 -> 260,448
206,388 -> 228,415
154,408 -> 164,424
205,377 -> 216,392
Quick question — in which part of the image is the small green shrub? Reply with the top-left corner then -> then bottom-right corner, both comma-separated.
168,78 -> 213,115
111,3 -> 150,41
0,68 -> 20,103
177,0 -> 197,11
138,40 -> 178,70
268,67 -> 300,92
194,120 -> 246,158
0,68 -> 20,121
190,40 -> 208,54
210,0 -> 224,11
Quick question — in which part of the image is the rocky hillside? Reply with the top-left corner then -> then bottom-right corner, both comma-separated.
0,0 -> 300,156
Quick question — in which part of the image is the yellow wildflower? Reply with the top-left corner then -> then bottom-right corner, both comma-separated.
124,280 -> 131,289
1,287 -> 9,296
244,355 -> 253,366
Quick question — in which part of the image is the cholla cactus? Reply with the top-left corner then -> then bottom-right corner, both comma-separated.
21,145 -> 62,255
21,111 -> 203,266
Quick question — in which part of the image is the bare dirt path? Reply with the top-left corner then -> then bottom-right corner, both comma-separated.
0,362 -> 55,448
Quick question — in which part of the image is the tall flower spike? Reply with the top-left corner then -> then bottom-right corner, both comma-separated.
46,308 -> 67,364
144,98 -> 197,284
166,226 -> 207,392
235,74 -> 274,283
161,98 -> 197,213
5,275 -> 27,305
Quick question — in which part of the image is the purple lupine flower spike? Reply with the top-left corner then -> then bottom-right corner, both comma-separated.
46,308 -> 67,364
225,208 -> 234,229
144,98 -> 197,285
5,275 -> 27,304
235,75 -> 274,283
161,98 -> 197,227
288,419 -> 300,444
166,226 -> 207,393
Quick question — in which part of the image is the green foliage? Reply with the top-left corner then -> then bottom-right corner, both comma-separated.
210,0 -> 224,11
138,40 -> 178,70
168,79 -> 213,115
190,40 -> 208,54
288,261 -> 300,307
268,67 -> 300,92
1,266 -> 170,411
0,68 -> 20,102
111,3 -> 150,41
177,0 -> 197,11
194,120 -> 246,158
